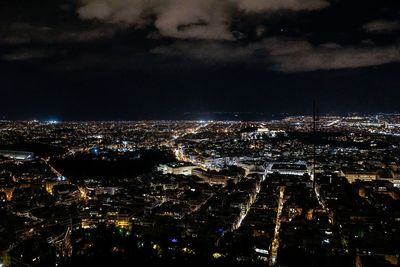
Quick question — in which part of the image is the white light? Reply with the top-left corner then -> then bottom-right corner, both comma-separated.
255,248 -> 269,255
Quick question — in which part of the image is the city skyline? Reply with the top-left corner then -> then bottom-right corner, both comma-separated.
1,1 -> 400,266
4,111 -> 400,122
1,117 -> 400,267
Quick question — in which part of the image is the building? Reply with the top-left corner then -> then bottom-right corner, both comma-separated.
341,169 -> 400,187
265,162 -> 310,177
158,162 -> 198,176
340,170 -> 378,183
0,150 -> 34,161
237,160 -> 265,176
192,169 -> 231,186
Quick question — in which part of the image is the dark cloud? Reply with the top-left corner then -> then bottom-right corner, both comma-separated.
262,38 -> 400,72
77,0 -> 330,40
1,48 -> 64,61
0,23 -> 117,45
151,41 -> 255,63
151,38 -> 400,72
362,20 -> 400,34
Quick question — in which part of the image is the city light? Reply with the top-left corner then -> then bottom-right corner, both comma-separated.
2,0 -> 400,264
1,116 -> 400,266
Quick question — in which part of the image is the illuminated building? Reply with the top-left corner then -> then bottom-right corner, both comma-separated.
192,169 -> 231,186
341,170 -> 377,183
158,162 -> 198,176
265,162 -> 310,176
0,187 -> 14,201
0,150 -> 34,161
341,170 -> 400,187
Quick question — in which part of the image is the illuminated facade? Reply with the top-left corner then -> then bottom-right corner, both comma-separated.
0,150 -> 34,161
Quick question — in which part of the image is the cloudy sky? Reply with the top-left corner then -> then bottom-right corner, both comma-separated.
0,0 -> 399,120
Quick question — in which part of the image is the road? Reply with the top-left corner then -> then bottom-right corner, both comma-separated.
42,158 -> 63,177
172,122 -> 209,162
270,186 -> 285,266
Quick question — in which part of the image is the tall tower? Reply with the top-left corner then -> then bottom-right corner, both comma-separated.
312,100 -> 318,190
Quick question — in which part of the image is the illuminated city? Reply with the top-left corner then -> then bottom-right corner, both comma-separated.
1,0 -> 400,266
0,116 -> 400,266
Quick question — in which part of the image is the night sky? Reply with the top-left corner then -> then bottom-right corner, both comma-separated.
0,0 -> 399,120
